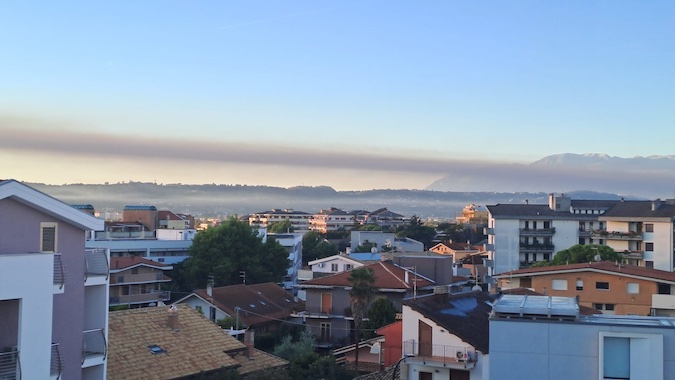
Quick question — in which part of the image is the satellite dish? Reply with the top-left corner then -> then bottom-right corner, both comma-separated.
594,254 -> 602,262
371,247 -> 379,254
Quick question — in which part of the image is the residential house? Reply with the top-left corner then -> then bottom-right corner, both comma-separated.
352,208 -> 407,229
0,179 -> 107,380
456,204 -> 489,225
495,261 -> 675,316
310,207 -> 355,233
489,294 -> 675,380
295,261 -> 435,347
174,282 -> 304,334
309,254 -> 364,275
107,305 -> 288,380
400,290 -> 492,380
109,257 -> 172,308
249,209 -> 312,232
429,241 -> 483,262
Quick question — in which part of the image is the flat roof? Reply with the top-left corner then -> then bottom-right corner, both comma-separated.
492,295 -> 579,318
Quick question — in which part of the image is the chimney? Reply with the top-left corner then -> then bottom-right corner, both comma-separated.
167,305 -> 179,331
207,276 -> 214,297
652,199 -> 662,211
244,329 -> 255,360
404,270 -> 409,284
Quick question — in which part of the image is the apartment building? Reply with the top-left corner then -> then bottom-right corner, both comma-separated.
0,180 -> 108,380
309,207 -> 355,233
268,232 -> 303,293
487,195 -> 675,275
109,256 -> 172,308
248,208 -> 312,232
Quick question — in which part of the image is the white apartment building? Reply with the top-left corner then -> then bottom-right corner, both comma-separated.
249,209 -> 312,232
487,194 -> 675,275
309,207 -> 355,233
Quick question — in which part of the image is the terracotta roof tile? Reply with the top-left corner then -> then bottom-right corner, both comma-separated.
110,256 -> 172,270
301,261 -> 434,290
497,261 -> 675,284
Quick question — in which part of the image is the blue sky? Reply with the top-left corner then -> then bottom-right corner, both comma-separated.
1,1 -> 673,190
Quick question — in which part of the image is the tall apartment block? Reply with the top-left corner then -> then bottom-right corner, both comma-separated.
0,180 -> 108,380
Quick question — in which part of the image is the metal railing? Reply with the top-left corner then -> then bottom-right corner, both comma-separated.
0,349 -> 20,380
85,249 -> 109,280
590,230 -> 643,240
82,329 -> 107,363
519,227 -> 556,236
53,254 -> 65,289
403,339 -> 475,367
110,272 -> 166,285
109,291 -> 171,305
303,306 -> 335,317
50,344 -> 62,379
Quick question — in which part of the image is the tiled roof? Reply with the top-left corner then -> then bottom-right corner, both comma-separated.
403,291 -> 492,354
600,200 -> 675,219
496,261 -> 675,284
107,305 -> 288,380
570,199 -> 620,209
194,282 -> 304,327
487,204 -> 559,217
300,261 -> 434,290
110,256 -> 172,270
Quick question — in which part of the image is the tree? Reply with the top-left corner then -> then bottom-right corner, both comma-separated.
362,298 -> 397,339
348,267 -> 376,373
396,215 -> 437,249
358,224 -> 383,231
175,217 -> 289,290
272,329 -> 353,380
535,244 -> 623,267
268,219 -> 294,233
302,231 -> 339,265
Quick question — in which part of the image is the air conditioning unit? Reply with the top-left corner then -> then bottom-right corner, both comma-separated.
456,350 -> 467,362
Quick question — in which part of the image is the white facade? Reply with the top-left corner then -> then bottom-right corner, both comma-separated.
86,238 -> 193,265
268,233 -> 303,293
309,254 -> 363,274
177,294 -> 230,322
402,304 -> 488,380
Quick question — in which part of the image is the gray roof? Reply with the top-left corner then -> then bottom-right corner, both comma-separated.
487,204 -> 560,217
570,199 -> 620,209
600,200 -> 675,219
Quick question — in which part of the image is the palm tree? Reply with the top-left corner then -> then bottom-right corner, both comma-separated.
348,266 -> 376,373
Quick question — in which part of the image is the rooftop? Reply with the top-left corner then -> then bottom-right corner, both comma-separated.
496,261 -> 675,284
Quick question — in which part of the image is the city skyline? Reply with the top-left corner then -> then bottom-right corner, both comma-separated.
1,1 -> 673,190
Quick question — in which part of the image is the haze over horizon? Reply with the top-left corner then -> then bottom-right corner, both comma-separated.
1,2 -> 673,191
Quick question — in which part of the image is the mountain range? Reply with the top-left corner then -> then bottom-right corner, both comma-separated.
425,153 -> 675,198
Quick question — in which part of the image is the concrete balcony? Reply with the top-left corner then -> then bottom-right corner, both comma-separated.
82,329 -> 106,368
402,339 -> 476,369
621,250 -> 644,260
578,229 -> 591,237
85,249 -> 109,286
519,243 -> 555,253
519,228 -> 556,237
109,291 -> 171,306
652,294 -> 675,310
0,348 -> 20,380
590,230 -> 643,241
293,306 -> 338,319
109,272 -> 169,285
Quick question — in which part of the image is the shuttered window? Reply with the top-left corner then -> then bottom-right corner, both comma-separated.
41,223 -> 58,252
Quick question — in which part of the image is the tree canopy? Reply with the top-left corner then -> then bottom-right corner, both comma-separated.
395,215 -> 437,249
302,231 -> 339,265
268,219 -> 294,233
532,244 -> 623,267
362,298 -> 397,339
174,217 -> 289,290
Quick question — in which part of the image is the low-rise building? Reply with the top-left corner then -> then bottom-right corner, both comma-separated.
249,209 -> 312,232
109,257 -> 172,308
310,207 -> 355,233
495,261 -> 675,316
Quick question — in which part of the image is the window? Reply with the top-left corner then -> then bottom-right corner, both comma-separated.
320,322 -> 331,342
600,332 -> 663,380
603,337 -> 630,379
330,263 -> 338,272
627,283 -> 639,294
576,279 -> 584,291
552,279 -> 568,291
605,304 -> 615,311
594,303 -> 604,310
645,223 -> 654,233
40,222 -> 58,252
148,345 -> 166,354
344,264 -> 353,271
209,307 -> 216,321
596,282 -> 610,290
645,242 -> 654,251
658,283 -> 671,295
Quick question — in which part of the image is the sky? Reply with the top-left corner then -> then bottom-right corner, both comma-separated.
1,1 -> 673,191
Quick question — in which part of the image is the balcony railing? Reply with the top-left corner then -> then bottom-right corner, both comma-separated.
590,230 -> 643,241
403,339 -> 475,368
85,249 -> 109,280
109,291 -> 171,305
303,306 -> 335,317
519,228 -> 556,236
50,344 -> 62,379
519,243 -> 555,252
82,329 -> 107,363
621,250 -> 644,260
53,254 -> 65,289
652,294 -> 675,310
110,272 -> 167,285
0,349 -> 20,380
